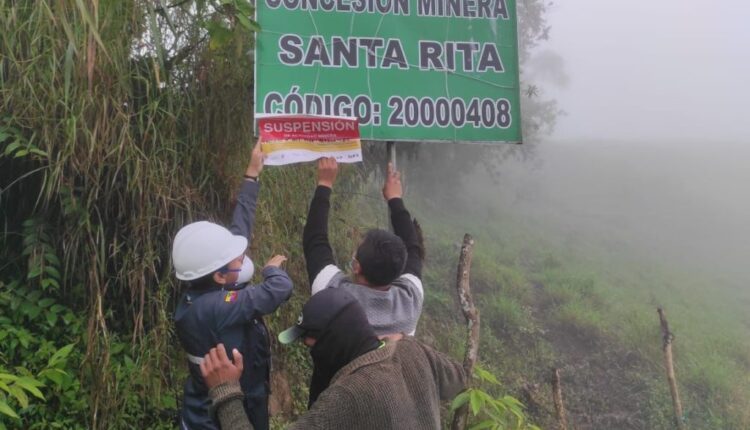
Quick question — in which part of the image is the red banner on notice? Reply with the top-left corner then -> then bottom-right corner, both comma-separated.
257,115 -> 362,166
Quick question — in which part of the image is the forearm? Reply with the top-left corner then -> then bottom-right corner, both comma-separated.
388,198 -> 422,277
302,186 -> 337,284
249,267 -> 294,315
210,382 -> 254,430
229,179 -> 260,240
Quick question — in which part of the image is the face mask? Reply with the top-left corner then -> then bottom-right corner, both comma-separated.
236,255 -> 255,284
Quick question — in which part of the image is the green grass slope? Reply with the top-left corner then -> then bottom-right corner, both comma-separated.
400,198 -> 750,429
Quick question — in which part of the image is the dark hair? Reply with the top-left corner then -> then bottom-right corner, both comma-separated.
183,273 -> 217,290
182,263 -> 231,290
355,229 -> 407,286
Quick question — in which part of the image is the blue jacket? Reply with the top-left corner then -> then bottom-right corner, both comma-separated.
174,180 -> 293,429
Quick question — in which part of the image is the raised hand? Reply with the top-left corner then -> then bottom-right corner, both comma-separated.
263,254 -> 288,269
317,157 -> 339,188
245,140 -> 265,178
382,162 -> 402,200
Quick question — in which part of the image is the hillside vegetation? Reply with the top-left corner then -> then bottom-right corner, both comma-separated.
408,200 -> 750,430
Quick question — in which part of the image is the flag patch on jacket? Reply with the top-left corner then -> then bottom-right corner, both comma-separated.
224,291 -> 238,303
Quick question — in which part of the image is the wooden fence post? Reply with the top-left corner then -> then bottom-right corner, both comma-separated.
658,307 -> 686,430
450,234 -> 478,430
551,368 -> 569,430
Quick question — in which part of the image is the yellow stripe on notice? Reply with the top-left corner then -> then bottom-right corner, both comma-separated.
263,139 -> 361,153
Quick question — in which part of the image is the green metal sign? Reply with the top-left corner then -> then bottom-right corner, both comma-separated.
255,0 -> 521,143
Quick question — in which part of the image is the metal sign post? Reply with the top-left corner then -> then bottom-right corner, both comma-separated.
387,141 -> 396,170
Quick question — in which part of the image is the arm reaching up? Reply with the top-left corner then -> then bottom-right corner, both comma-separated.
303,158 -> 340,289
229,141 -> 265,241
383,162 -> 422,278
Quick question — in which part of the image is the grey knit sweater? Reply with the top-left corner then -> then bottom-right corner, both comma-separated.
302,186 -> 425,337
210,338 -> 466,429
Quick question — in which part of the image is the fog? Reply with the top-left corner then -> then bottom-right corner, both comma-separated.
465,140 -> 750,287
464,0 -> 750,286
539,0 -> 750,144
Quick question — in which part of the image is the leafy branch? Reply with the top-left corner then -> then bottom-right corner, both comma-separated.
451,365 -> 541,430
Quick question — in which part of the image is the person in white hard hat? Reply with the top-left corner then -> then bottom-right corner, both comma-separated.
172,142 -> 293,430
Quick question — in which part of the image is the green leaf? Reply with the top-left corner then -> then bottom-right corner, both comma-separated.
38,298 -> 55,308
13,367 -> 32,378
500,395 -> 524,408
46,312 -> 57,326
27,265 -> 42,279
3,141 -> 20,156
14,149 -> 29,158
27,291 -> 41,302
9,385 -> 29,408
16,378 -> 45,400
0,400 -> 18,419
39,369 -> 67,386
20,303 -> 41,320
469,420 -> 496,430
44,266 -> 61,280
469,390 -> 484,416
204,21 -> 233,50
474,366 -> 500,385
44,253 -> 61,266
17,334 -> 30,349
235,0 -> 255,15
450,391 -> 470,411
41,278 -> 61,290
29,148 -> 48,157
235,13 -> 260,32
48,344 -> 75,368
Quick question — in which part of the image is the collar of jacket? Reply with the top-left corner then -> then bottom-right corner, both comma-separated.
330,339 -> 400,385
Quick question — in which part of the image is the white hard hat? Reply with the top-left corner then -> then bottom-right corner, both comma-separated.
172,221 -> 248,281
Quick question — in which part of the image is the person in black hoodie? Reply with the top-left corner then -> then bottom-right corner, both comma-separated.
278,287 -> 382,407
200,288 -> 466,430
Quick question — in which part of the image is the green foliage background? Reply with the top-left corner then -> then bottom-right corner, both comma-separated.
0,0 -> 270,427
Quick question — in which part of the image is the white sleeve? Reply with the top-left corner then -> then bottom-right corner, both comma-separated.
397,273 -> 424,299
311,264 -> 343,295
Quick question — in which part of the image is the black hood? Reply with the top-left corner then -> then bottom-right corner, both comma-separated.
307,300 -> 380,408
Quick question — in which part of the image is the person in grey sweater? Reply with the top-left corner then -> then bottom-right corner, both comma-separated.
201,288 -> 466,430
303,158 -> 424,338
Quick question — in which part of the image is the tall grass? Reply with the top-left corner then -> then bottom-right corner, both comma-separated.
0,1 -> 283,427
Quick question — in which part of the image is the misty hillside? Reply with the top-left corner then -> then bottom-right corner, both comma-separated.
470,140 -> 750,284
393,138 -> 750,429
